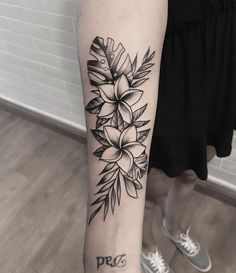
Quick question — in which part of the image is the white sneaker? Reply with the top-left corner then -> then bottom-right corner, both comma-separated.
141,247 -> 175,273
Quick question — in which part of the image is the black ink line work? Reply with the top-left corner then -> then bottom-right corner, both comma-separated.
85,36 -> 156,224
96,254 -> 127,270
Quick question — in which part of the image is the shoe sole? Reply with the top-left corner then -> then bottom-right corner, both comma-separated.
142,261 -> 174,273
161,224 -> 212,272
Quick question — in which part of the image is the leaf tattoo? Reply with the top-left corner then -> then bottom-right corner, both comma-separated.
85,37 -> 156,224
131,47 -> 155,88
88,36 -> 133,86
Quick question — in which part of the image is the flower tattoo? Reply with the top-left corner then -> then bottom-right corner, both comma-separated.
85,36 -> 155,224
98,75 -> 143,123
101,126 -> 146,173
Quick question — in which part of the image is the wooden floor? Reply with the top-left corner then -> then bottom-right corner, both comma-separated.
0,108 -> 235,273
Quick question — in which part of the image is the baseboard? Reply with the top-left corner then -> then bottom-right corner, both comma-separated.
196,180 -> 236,207
0,97 -> 235,207
0,96 -> 86,143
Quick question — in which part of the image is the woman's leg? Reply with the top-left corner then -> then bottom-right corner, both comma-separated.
163,169 -> 198,238
76,1 -> 168,272
142,168 -> 174,252
164,145 -> 216,238
143,145 -> 217,248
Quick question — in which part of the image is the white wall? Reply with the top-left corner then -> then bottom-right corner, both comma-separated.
0,0 -> 85,130
0,0 -> 235,189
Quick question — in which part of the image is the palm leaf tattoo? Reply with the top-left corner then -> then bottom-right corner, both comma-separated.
131,47 -> 155,88
85,37 -> 155,224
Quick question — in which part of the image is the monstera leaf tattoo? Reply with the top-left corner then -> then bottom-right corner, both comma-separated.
86,36 -> 155,224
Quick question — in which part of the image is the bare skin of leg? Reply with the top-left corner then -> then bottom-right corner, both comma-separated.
142,145 -> 217,250
142,169 -> 175,253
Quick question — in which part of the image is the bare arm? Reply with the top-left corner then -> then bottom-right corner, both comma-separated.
76,1 -> 167,272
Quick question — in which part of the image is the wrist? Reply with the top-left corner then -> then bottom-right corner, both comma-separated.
84,250 -> 142,271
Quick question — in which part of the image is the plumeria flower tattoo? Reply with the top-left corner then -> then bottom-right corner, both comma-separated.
98,74 -> 143,124
101,126 -> 146,173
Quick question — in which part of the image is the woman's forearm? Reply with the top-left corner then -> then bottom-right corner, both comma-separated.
76,1 -> 167,272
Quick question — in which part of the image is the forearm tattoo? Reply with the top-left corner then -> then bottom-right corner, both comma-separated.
96,254 -> 127,270
85,36 -> 156,224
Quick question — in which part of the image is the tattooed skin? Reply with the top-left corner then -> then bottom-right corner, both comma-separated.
96,254 -> 127,270
85,36 -> 156,224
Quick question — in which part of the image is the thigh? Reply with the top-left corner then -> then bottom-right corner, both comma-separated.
207,145 -> 216,162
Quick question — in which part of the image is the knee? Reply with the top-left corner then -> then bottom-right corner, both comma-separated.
146,167 -> 174,200
149,167 -> 175,183
179,169 -> 198,184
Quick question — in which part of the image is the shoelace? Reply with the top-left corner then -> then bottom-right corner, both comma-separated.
179,227 -> 199,255
146,248 -> 169,273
